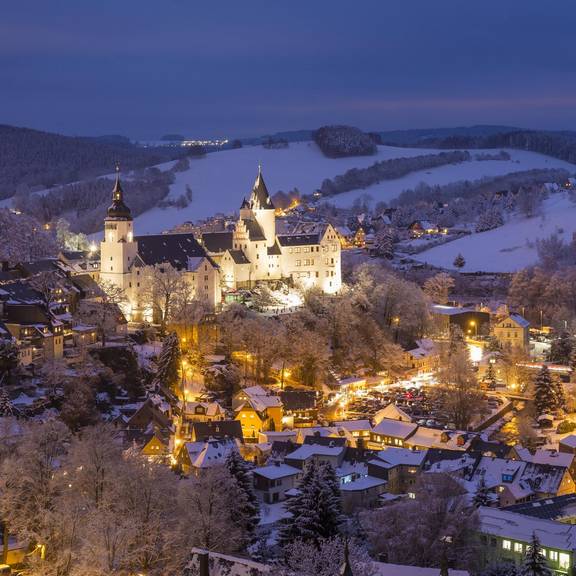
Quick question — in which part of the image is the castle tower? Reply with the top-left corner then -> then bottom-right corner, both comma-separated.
248,166 -> 276,248
99,167 -> 138,293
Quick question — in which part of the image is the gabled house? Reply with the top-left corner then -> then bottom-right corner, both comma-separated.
233,386 -> 283,441
253,463 -> 302,503
176,438 -> 240,476
492,313 -> 530,350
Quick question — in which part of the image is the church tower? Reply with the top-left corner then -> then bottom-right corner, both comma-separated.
99,167 -> 138,292
248,166 -> 276,248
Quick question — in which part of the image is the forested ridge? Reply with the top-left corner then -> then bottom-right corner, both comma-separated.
0,124 -> 190,200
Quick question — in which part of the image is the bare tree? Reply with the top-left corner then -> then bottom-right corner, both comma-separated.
141,264 -> 188,335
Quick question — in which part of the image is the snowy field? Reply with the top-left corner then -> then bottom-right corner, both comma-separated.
132,142 -> 574,234
413,192 -> 576,273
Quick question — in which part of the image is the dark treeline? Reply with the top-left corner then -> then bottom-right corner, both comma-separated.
389,129 -> 576,165
0,124 -> 198,201
318,150 -> 470,198
314,125 -> 377,158
14,160 -> 195,233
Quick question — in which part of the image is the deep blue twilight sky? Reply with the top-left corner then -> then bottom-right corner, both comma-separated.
2,0 -> 576,139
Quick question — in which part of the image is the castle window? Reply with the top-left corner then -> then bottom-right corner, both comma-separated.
110,257 -> 113,261
129,282 -> 132,288
296,260 -> 301,267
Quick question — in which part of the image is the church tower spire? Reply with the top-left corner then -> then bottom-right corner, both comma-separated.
107,164 -> 132,220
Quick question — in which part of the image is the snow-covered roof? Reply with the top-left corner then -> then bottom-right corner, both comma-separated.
372,418 -> 417,439
334,419 -> 372,432
560,435 -> 576,449
373,562 -> 469,576
374,447 -> 427,468
514,448 -> 573,468
253,463 -> 301,480
478,507 -> 576,551
340,475 -> 387,492
183,401 -> 224,417
507,313 -> 530,328
286,444 -> 345,461
405,338 -> 437,359
373,403 -> 413,425
431,304 -> 473,316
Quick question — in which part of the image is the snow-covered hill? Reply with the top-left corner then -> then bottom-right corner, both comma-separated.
413,192 -> 576,273
133,142 -> 574,234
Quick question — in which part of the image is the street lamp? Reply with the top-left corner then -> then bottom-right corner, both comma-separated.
469,320 -> 477,337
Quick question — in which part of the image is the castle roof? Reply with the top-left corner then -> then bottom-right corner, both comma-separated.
135,233 -> 208,270
106,167 -> 132,221
277,233 -> 320,247
201,232 -> 234,253
242,219 -> 266,242
249,166 -> 274,211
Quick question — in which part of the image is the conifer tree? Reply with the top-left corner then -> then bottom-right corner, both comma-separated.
154,332 -> 181,393
485,363 -> 497,388
453,253 -> 466,270
519,533 -> 552,576
548,332 -> 573,365
225,450 -> 260,543
533,366 -> 556,417
553,376 -> 566,412
473,476 -> 492,508
0,388 -> 15,417
279,460 -> 343,545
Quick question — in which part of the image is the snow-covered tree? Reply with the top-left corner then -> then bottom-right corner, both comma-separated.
141,263 -> 189,335
0,388 -> 16,417
485,363 -> 497,388
278,537 -> 376,576
481,564 -> 518,576
178,465 -> 246,553
534,365 -> 557,417
548,332 -> 573,365
279,461 -> 343,545
519,533 -> 552,576
0,339 -> 19,379
476,207 -> 504,233
373,226 -> 396,259
154,332 -> 181,394
553,376 -> 566,412
473,476 -> 493,508
225,451 -> 260,542
423,272 -> 455,305
453,253 -> 466,270
77,279 -> 126,347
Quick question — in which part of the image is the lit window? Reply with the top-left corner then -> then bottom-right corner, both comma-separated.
502,540 -> 511,550
514,543 -> 523,553
549,551 -> 558,561
408,492 -> 416,499
559,553 -> 570,569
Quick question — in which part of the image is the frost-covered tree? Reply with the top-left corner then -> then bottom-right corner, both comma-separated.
141,263 -> 189,335
0,388 -> 16,417
534,365 -> 557,417
225,451 -> 260,542
453,253 -> 466,270
553,377 -> 566,412
476,207 -> 504,233
278,538 -> 376,576
28,270 -> 64,312
373,226 -> 396,259
423,272 -> 455,305
485,363 -> 498,388
519,533 -> 552,576
154,332 -> 181,393
178,465 -> 246,553
481,564 -> 518,576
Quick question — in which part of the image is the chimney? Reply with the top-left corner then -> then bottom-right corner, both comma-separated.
198,551 -> 210,576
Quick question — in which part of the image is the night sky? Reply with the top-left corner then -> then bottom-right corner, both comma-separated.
2,0 -> 576,139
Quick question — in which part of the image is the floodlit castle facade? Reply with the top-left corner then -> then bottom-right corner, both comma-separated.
99,168 -> 341,320
200,168 -> 342,294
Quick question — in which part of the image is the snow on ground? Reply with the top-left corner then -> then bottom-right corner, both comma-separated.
133,142 -> 435,234
328,149 -> 574,207
132,143 -> 574,234
414,192 -> 576,273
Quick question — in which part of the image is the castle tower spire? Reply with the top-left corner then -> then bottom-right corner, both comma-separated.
250,165 -> 274,211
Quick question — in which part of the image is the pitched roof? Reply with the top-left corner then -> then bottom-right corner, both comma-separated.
253,463 -> 301,480
249,167 -> 274,211
277,234 -> 320,247
373,403 -> 413,425
371,419 -> 418,439
280,390 -> 317,411
229,249 -> 251,265
267,242 -> 282,256
242,219 -> 266,242
190,420 -> 243,442
202,231 -> 234,253
504,494 -> 576,521
135,233 -> 207,270
508,313 -> 530,328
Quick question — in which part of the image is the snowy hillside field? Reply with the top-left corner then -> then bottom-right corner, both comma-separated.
133,142 -> 574,234
413,192 -> 576,273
